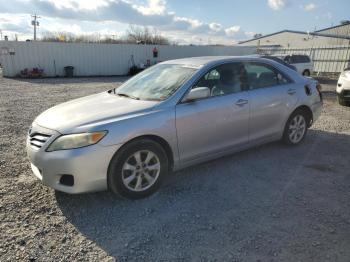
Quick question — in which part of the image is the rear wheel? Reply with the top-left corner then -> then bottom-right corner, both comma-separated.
283,110 -> 308,145
108,139 -> 168,199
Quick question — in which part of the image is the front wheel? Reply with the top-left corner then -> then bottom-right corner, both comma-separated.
283,110 -> 308,145
108,139 -> 168,199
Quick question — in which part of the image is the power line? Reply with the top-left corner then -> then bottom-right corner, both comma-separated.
31,14 -> 40,41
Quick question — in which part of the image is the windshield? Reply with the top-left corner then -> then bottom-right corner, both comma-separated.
115,64 -> 197,101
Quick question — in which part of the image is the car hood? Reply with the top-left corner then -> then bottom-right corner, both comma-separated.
34,91 -> 159,133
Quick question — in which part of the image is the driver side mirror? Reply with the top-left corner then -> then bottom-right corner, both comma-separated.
184,87 -> 210,102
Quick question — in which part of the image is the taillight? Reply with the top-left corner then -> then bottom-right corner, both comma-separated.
316,83 -> 322,92
316,83 -> 322,101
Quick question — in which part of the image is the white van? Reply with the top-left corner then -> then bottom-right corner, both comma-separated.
279,54 -> 314,76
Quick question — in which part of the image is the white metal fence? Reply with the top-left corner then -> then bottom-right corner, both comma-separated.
0,41 -> 256,77
258,45 -> 350,73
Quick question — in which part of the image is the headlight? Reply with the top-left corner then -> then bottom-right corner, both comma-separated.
46,131 -> 107,152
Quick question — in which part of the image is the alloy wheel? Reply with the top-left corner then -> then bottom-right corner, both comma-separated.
121,150 -> 161,192
288,114 -> 306,144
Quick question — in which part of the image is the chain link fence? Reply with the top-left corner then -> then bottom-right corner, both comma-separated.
257,45 -> 350,76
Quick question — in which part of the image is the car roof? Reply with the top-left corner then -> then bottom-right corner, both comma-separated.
162,55 -> 269,67
162,55 -> 306,83
270,54 -> 310,57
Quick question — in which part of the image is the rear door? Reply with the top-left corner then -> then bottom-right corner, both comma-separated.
244,61 -> 298,142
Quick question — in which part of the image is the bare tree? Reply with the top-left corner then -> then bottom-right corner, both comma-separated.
40,26 -> 172,45
126,25 -> 170,45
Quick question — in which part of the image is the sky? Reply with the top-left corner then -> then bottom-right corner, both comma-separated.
0,0 -> 349,45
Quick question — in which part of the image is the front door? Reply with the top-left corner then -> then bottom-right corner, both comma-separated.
175,62 -> 250,163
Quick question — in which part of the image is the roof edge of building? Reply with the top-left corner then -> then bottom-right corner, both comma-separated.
238,29 -> 350,44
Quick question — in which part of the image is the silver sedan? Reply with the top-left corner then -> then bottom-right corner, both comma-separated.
27,56 -> 323,199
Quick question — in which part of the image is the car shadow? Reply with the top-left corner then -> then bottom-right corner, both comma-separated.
55,129 -> 350,261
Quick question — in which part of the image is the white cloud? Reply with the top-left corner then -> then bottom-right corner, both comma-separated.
225,26 -> 241,37
133,0 -> 166,15
174,17 -> 203,29
209,23 -> 222,32
303,3 -> 316,11
267,0 -> 287,10
245,31 -> 256,38
43,23 -> 83,35
46,0 -> 108,10
0,0 -> 247,45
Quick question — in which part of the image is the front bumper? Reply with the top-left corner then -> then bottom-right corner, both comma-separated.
337,90 -> 350,103
26,124 -> 122,194
337,75 -> 350,102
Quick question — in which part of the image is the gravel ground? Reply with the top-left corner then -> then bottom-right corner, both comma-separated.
0,76 -> 350,262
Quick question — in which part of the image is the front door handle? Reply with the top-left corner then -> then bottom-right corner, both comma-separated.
287,88 -> 296,95
235,99 -> 248,106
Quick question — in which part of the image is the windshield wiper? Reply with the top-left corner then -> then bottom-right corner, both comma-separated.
116,93 -> 140,100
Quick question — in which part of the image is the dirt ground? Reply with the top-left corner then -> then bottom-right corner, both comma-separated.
0,76 -> 350,261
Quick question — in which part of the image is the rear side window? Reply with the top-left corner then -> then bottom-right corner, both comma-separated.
290,55 -> 310,63
290,55 -> 299,63
301,55 -> 311,63
244,62 -> 292,90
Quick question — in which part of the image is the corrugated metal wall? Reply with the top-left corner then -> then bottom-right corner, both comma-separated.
0,41 -> 256,77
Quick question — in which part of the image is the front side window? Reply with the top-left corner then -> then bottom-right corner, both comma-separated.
284,55 -> 291,64
115,64 -> 197,101
192,63 -> 246,97
244,63 -> 291,89
205,69 -> 220,80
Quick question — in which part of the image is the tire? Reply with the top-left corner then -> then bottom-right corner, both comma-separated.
108,138 -> 168,199
282,110 -> 308,145
338,95 -> 350,106
302,70 -> 310,76
338,96 -> 345,106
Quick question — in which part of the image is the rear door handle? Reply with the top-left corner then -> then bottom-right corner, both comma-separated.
287,88 -> 296,95
235,99 -> 248,106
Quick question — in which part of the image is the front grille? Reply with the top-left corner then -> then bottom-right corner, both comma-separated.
29,132 -> 52,149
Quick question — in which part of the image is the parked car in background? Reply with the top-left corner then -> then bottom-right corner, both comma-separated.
274,54 -> 314,76
337,67 -> 350,106
260,55 -> 297,71
26,56 -> 323,199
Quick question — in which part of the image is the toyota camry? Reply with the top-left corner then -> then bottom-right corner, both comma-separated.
27,56 -> 323,199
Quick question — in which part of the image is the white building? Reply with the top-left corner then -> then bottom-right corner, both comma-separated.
238,23 -> 350,48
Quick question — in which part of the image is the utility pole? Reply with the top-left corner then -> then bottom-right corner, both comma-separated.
31,14 -> 40,41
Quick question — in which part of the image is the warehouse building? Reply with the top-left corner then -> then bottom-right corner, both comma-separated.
238,23 -> 350,48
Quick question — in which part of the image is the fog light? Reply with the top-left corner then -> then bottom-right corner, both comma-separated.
59,175 -> 74,186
